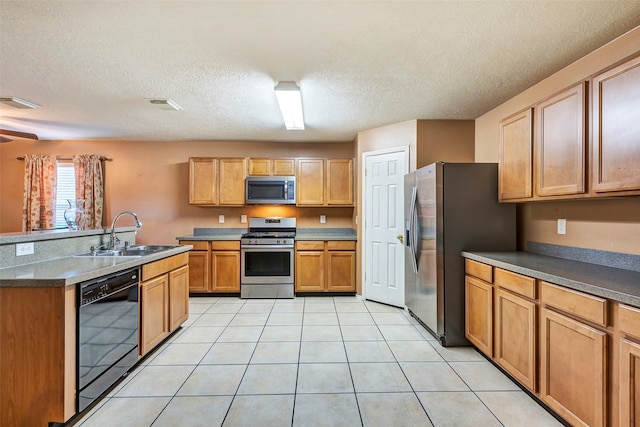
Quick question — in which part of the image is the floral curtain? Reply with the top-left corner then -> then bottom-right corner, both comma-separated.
73,154 -> 104,229
22,154 -> 57,231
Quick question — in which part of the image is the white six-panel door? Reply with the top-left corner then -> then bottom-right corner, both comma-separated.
363,148 -> 408,307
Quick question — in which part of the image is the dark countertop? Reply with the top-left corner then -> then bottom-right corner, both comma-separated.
0,245 -> 192,287
462,251 -> 640,307
177,228 -> 358,241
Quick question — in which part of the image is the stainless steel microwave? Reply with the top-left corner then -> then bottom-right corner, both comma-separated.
245,176 -> 296,204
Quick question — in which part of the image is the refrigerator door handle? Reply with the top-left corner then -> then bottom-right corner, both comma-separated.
409,186 -> 419,274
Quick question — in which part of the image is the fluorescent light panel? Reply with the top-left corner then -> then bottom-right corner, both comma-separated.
274,82 -> 304,130
147,98 -> 182,110
0,97 -> 40,109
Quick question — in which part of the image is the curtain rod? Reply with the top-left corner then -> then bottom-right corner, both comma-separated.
16,156 -> 113,161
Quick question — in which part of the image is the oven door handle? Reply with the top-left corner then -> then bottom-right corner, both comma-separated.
241,245 -> 294,250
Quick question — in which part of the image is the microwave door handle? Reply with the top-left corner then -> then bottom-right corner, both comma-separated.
284,180 -> 288,199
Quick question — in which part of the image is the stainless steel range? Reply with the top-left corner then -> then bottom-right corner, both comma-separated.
240,217 -> 296,299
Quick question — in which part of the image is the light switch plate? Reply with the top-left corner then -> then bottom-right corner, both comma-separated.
320,215 -> 326,224
557,218 -> 566,235
240,215 -> 247,223
16,242 -> 34,256
218,215 -> 225,224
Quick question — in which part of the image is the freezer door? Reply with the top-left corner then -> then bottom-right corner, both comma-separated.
404,172 -> 417,312
415,164 -> 438,335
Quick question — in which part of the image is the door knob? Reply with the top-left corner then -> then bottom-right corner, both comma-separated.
397,234 -> 404,243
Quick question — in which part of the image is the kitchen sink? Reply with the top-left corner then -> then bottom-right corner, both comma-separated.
76,245 -> 179,257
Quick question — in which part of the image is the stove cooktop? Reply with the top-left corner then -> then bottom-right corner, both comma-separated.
242,231 -> 295,239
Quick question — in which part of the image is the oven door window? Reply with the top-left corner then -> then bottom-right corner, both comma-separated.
244,250 -> 291,277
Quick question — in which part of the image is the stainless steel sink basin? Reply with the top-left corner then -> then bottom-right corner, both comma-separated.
76,245 -> 179,257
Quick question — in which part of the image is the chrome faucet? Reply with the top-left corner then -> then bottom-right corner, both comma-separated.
110,211 -> 142,249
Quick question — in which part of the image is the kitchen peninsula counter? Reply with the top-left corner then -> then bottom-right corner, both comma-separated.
0,245 -> 191,287
463,251 -> 640,307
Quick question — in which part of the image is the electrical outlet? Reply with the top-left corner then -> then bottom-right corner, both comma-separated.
320,215 -> 326,224
16,242 -> 34,256
218,215 -> 225,224
240,215 -> 247,223
557,218 -> 566,235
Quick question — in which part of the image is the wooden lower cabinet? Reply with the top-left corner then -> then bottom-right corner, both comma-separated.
495,288 -> 536,391
618,303 -> 640,426
140,253 -> 190,355
140,274 -> 170,354
169,265 -> 189,330
620,338 -> 640,426
211,248 -> 240,292
464,275 -> 493,356
180,240 -> 240,293
295,240 -> 355,292
540,307 -> 607,427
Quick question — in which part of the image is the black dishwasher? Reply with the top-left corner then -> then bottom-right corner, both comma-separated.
78,268 -> 139,412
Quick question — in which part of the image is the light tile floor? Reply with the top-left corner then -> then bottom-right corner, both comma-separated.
74,296 -> 564,427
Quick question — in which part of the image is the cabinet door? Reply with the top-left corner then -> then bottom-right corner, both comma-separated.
140,274 -> 169,355
295,251 -> 325,291
297,159 -> 325,205
620,338 -> 640,426
219,158 -> 246,205
465,276 -> 493,356
495,288 -> 536,391
540,307 -> 607,427
499,109 -> 533,200
327,159 -> 353,205
189,158 -> 217,205
273,159 -> 296,176
592,55 -> 640,193
327,251 -> 355,292
187,250 -> 209,293
211,251 -> 240,292
535,83 -> 586,196
247,158 -> 271,176
169,265 -> 189,331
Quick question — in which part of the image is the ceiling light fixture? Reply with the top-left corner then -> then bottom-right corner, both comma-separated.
0,97 -> 41,109
147,98 -> 182,110
274,82 -> 304,130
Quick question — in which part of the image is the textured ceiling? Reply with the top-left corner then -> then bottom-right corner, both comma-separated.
1,1 -> 639,142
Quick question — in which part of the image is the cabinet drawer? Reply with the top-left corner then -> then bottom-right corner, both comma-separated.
142,253 -> 189,281
327,241 -> 356,251
211,241 -> 240,251
297,241 -> 324,250
540,281 -> 607,326
465,259 -> 493,283
619,304 -> 640,339
179,240 -> 209,251
495,268 -> 535,299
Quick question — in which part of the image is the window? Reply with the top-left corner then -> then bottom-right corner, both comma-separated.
54,162 -> 76,229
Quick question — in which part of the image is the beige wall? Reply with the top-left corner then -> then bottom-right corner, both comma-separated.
475,26 -> 640,255
416,120 -> 475,168
0,139 -> 355,243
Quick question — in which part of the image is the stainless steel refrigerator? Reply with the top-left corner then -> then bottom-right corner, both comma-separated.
404,162 -> 516,346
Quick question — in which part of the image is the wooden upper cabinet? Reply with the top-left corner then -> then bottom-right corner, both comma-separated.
499,108 -> 533,201
535,82 -> 586,197
247,158 -> 296,176
592,55 -> 640,193
189,157 -> 245,206
327,159 -> 354,205
189,157 -> 217,205
297,158 -> 353,206
297,159 -> 325,205
218,158 -> 246,205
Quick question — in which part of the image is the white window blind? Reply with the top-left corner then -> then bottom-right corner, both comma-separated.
54,162 -> 76,229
